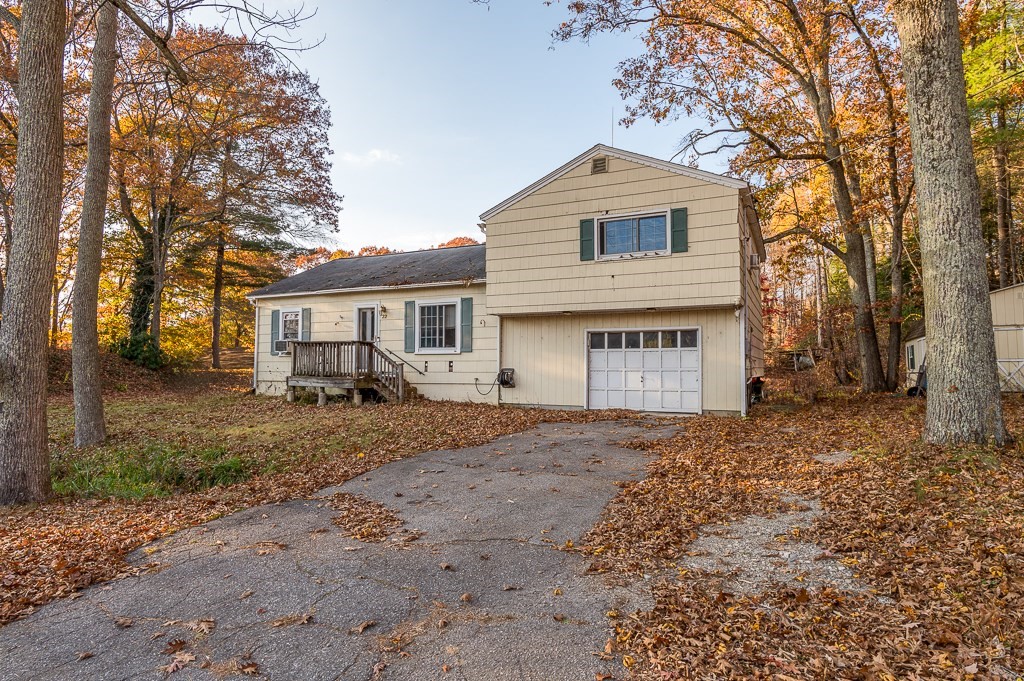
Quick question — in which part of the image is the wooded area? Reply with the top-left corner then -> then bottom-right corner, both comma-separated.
0,0 -> 1017,488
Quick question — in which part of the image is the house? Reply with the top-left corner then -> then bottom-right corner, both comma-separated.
248,144 -> 766,414
903,283 -> 1024,392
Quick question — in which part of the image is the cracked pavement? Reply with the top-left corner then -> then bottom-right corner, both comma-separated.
0,419 -> 676,680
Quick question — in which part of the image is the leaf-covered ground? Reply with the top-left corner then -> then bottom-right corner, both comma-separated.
584,396 -> 1024,680
1,376 -> 635,627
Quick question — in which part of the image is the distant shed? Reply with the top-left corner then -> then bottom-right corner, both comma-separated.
904,284 -> 1024,391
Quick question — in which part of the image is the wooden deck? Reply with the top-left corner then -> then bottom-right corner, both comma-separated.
285,341 -> 406,404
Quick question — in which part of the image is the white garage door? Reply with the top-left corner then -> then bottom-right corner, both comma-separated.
587,329 -> 701,412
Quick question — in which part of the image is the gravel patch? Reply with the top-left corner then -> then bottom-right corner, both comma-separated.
679,495 -> 863,595
814,450 -> 854,465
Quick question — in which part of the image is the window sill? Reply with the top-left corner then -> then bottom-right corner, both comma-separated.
596,250 -> 671,261
415,348 -> 460,355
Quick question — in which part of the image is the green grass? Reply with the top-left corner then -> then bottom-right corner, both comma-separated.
45,390 -> 383,500
51,444 -> 253,499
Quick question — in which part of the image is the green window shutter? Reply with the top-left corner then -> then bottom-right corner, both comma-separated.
270,309 -> 281,355
300,308 -> 312,341
404,301 -> 416,353
460,297 -> 473,353
671,207 -> 689,253
580,218 -> 595,261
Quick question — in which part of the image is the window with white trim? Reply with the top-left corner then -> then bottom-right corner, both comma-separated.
280,309 -> 301,341
599,212 -> 668,258
417,302 -> 458,352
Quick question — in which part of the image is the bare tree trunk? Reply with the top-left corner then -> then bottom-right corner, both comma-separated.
994,106 -> 1011,288
0,0 -> 67,505
886,213 -> 906,390
863,230 -> 878,305
49,277 -> 59,348
894,0 -> 1008,445
72,1 -> 118,448
211,228 -> 225,369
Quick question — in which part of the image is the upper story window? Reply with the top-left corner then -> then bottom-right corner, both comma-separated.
599,212 -> 668,258
280,309 -> 301,341
418,302 -> 458,352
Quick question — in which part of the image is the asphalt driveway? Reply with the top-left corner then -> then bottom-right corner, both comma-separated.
0,419 -> 675,681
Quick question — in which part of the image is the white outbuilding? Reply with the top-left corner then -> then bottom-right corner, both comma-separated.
904,283 -> 1024,392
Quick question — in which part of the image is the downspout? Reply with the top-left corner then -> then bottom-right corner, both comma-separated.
739,303 -> 748,417
496,315 -> 502,405
252,304 -> 259,391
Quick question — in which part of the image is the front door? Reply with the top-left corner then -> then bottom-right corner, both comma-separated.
357,306 -> 377,343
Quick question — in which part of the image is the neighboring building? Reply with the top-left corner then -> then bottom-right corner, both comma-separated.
903,283 -> 1024,392
248,144 -> 766,414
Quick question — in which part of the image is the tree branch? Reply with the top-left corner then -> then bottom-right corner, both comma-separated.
107,0 -> 189,84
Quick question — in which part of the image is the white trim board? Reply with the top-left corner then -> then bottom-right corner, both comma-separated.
479,144 -> 748,222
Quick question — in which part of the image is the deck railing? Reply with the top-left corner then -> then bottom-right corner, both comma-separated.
289,340 -> 404,401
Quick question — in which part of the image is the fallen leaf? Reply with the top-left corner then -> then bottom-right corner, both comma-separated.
348,620 -> 377,635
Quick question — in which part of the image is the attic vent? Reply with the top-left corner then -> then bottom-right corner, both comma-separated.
591,156 -> 608,174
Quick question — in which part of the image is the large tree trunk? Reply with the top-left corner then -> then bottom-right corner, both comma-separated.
894,0 -> 1008,445
994,106 -> 1011,288
806,60 -> 886,391
127,231 -> 155,339
72,1 -> 118,448
211,229 -> 225,369
0,0 -> 67,505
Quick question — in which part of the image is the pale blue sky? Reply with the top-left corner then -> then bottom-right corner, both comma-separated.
242,1 -> 723,251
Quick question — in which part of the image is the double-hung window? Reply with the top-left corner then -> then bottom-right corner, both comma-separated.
280,309 -> 301,342
599,212 -> 668,258
417,301 -> 458,352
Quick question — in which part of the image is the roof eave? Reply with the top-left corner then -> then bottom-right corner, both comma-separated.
479,143 -> 749,222
247,277 -> 487,302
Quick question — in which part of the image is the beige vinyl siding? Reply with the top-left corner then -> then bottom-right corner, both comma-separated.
484,157 -> 743,315
991,285 -> 1024,369
498,309 -> 743,413
991,284 -> 1024,326
254,283 -> 498,403
740,211 -> 765,378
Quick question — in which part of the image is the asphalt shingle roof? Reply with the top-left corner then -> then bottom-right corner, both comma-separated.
248,244 -> 486,298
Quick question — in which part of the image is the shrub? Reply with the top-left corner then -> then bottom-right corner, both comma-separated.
112,333 -> 167,370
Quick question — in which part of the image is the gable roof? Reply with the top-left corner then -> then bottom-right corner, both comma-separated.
903,318 -> 926,342
479,144 -> 750,222
248,244 -> 486,299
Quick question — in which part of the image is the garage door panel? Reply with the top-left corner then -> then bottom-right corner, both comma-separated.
680,350 -> 699,369
624,371 -> 643,389
607,371 -> 623,389
589,371 -> 607,389
662,371 -> 680,390
642,351 -> 662,369
662,352 -> 680,369
625,352 -> 643,369
625,390 -> 643,409
663,391 -> 682,410
643,371 -> 662,390
607,351 -> 625,369
681,371 -> 699,391
607,390 -> 625,408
